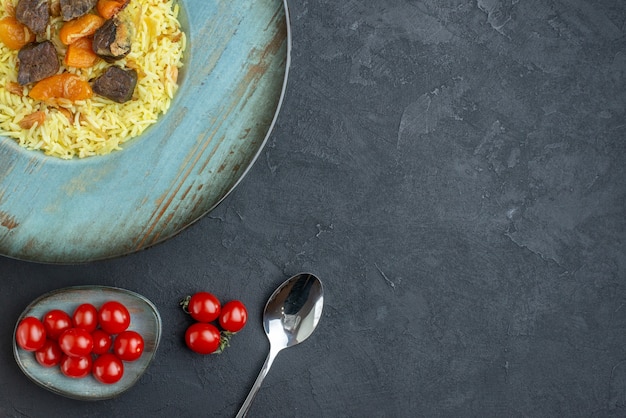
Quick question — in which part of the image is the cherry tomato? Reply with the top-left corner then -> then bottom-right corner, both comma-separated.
58,328 -> 94,357
91,329 -> 113,355
113,330 -> 144,361
98,301 -> 130,334
72,303 -> 99,332
42,309 -> 72,340
15,316 -> 47,351
92,353 -> 124,384
219,301 -> 248,333
60,354 -> 92,378
187,291 -> 221,323
185,323 -> 220,354
35,339 -> 63,367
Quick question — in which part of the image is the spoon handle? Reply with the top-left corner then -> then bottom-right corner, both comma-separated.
236,345 -> 281,418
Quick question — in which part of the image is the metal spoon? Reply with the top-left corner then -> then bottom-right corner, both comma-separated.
236,273 -> 324,418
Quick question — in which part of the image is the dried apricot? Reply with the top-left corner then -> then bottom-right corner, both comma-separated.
0,16 -> 35,50
59,14 -> 104,45
96,0 -> 129,19
29,73 -> 93,102
64,37 -> 99,68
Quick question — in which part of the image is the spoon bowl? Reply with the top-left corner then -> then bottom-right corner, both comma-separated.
236,273 -> 324,417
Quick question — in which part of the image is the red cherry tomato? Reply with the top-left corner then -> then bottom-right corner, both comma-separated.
42,309 -> 72,340
35,339 -> 63,367
113,330 -> 144,361
185,322 -> 220,354
72,303 -> 99,332
219,300 -> 248,333
91,329 -> 113,355
60,354 -> 92,378
98,301 -> 130,334
15,316 -> 47,351
92,353 -> 124,384
187,292 -> 221,323
58,328 -> 94,357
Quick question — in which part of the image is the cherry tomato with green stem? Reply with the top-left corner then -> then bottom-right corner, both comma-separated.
185,322 -> 220,354
184,292 -> 221,323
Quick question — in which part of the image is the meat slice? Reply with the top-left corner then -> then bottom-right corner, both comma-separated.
92,18 -> 131,62
92,66 -> 137,103
17,41 -> 60,85
15,0 -> 50,35
59,0 -> 97,21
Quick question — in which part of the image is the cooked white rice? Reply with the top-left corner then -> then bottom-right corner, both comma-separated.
0,0 -> 186,159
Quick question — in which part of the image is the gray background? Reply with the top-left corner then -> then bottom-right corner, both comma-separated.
2,0 -> 626,416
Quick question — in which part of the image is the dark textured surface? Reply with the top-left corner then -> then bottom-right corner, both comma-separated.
2,0 -> 626,416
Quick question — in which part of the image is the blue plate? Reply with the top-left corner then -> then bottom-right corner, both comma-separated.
14,286 -> 161,400
0,0 -> 290,263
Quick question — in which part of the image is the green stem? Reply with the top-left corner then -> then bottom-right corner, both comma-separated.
179,296 -> 191,313
213,331 -> 235,354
